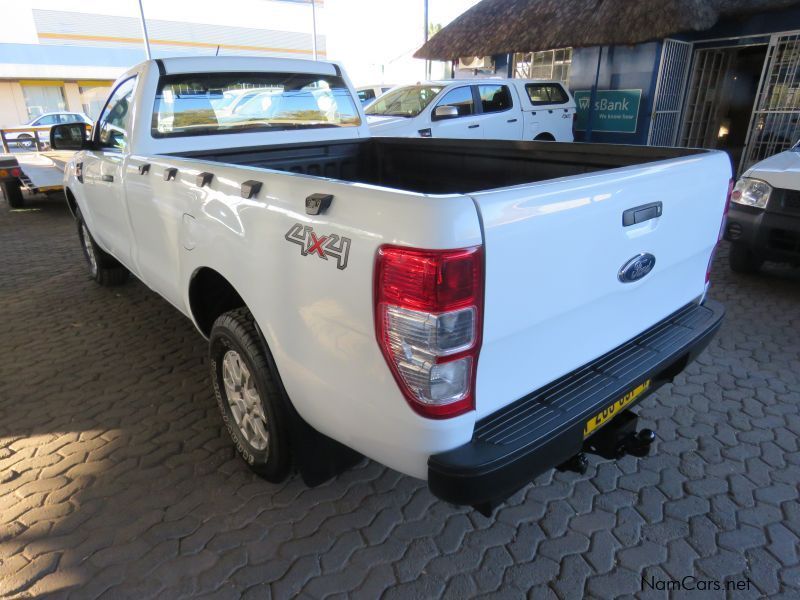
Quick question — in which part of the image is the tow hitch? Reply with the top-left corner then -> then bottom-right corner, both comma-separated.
558,411 -> 656,474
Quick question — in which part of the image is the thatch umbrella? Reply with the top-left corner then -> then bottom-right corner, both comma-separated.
414,0 -> 800,139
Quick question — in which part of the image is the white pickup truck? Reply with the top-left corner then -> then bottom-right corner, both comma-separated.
365,79 -> 575,141
53,57 -> 729,512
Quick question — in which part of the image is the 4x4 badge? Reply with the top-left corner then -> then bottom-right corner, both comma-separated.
284,223 -> 351,270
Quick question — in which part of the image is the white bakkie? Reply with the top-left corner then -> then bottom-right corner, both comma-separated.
55,57 -> 729,511
365,78 -> 576,141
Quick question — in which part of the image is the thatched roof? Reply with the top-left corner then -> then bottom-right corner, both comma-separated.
414,0 -> 800,60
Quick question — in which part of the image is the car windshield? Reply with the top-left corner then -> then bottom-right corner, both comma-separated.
365,85 -> 443,118
152,72 -> 361,137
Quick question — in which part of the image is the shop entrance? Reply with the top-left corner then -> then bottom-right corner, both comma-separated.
679,44 -> 768,169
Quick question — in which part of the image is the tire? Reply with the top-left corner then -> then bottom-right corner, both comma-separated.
17,134 -> 34,150
1,180 -> 24,209
534,133 -> 555,141
210,307 -> 291,482
729,242 -> 763,274
75,209 -> 129,286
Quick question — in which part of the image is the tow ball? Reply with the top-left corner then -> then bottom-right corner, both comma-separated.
558,411 -> 656,474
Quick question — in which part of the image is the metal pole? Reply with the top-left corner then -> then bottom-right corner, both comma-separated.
311,0 -> 318,60
137,0 -> 152,59
424,0 -> 430,79
586,46 -> 603,142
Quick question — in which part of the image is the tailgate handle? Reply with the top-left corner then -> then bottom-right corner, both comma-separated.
623,202 -> 662,227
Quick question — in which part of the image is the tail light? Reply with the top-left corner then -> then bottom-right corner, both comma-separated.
706,178 -> 734,284
374,245 -> 483,418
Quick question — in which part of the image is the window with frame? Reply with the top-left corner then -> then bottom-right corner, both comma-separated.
21,84 -> 67,120
478,84 -> 513,113
98,77 -> 136,150
435,86 -> 474,117
358,89 -> 376,103
525,83 -> 569,105
152,72 -> 361,137
514,47 -> 572,83
34,114 -> 59,126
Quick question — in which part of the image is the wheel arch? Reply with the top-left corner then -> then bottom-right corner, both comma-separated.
534,132 -> 556,141
64,187 -> 78,219
188,267 -> 247,338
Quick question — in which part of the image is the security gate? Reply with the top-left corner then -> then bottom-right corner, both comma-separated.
648,39 -> 692,146
741,32 -> 800,172
679,48 -> 733,148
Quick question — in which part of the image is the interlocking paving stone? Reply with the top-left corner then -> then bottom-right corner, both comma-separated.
1,193 -> 799,598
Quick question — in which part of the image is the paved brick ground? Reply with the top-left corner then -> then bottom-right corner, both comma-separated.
1,192 -> 799,599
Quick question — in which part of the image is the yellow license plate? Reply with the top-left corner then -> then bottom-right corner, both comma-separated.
583,379 -> 651,439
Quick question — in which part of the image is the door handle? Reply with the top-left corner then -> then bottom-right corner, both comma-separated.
507,118 -> 518,123
101,174 -> 114,182
468,124 -> 480,129
622,201 -> 662,226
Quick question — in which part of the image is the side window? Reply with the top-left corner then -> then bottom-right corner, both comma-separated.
434,86 -> 474,118
37,115 -> 57,126
358,89 -> 376,103
525,83 -> 569,106
478,85 -> 513,113
97,77 -> 136,151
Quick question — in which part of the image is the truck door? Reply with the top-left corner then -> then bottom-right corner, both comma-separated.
429,86 -> 480,139
80,76 -> 137,268
475,84 -> 523,140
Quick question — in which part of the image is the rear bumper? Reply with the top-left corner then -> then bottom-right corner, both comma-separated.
428,299 -> 725,507
724,204 -> 800,262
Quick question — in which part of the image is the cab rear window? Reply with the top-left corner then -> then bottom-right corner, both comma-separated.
152,71 -> 361,138
525,83 -> 569,106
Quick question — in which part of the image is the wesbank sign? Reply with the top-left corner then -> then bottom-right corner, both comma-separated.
574,89 -> 642,134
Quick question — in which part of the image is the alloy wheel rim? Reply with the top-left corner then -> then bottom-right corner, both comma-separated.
222,349 -> 269,452
81,223 -> 97,276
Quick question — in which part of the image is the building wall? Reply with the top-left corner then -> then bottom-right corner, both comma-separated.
568,42 -> 661,145
0,82 -> 27,126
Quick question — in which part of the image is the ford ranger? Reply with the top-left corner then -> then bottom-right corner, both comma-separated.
52,57 -> 729,513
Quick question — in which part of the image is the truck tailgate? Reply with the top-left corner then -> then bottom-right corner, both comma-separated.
471,151 -> 731,418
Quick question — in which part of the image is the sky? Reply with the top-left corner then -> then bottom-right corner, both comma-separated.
0,0 -> 482,87
325,0 -> 482,85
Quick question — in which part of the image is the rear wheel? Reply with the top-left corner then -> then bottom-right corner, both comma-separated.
75,210 -> 129,285
1,180 -> 24,209
534,132 -> 555,141
209,307 -> 291,481
729,242 -> 763,274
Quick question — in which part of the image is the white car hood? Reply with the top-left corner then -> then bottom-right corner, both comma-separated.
365,114 -> 415,134
745,149 -> 800,190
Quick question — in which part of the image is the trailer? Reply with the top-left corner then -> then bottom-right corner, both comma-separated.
0,151 -> 73,209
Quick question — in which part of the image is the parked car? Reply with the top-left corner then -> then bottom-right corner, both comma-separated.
356,84 -> 394,105
725,146 -> 800,272
365,79 -> 575,141
3,112 -> 91,149
53,56 -> 729,512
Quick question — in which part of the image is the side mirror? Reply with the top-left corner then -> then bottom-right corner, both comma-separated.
50,123 -> 90,151
433,105 -> 459,120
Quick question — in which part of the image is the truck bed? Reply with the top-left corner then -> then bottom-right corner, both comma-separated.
171,138 -> 706,195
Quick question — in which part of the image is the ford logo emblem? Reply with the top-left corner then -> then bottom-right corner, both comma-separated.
618,253 -> 656,283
